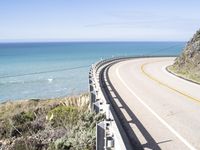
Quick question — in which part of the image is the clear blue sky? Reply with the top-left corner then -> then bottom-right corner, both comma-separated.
0,0 -> 199,42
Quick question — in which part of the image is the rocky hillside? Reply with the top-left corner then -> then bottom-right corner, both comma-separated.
169,29 -> 200,83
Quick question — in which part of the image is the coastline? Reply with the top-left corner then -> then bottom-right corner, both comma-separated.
0,42 -> 184,101
0,91 -> 88,104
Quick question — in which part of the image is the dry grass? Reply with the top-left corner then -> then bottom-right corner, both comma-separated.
0,93 -> 89,120
167,65 -> 200,84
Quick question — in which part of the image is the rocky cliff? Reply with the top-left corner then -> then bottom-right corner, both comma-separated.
169,29 -> 200,83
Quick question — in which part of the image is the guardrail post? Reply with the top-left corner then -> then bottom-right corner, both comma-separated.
106,104 -> 111,121
96,121 -> 105,150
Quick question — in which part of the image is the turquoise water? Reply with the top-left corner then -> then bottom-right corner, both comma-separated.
0,42 -> 185,102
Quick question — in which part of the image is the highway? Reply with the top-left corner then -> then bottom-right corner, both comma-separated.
104,57 -> 200,150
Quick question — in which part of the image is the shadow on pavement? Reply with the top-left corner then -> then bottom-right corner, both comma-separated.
100,65 -> 172,150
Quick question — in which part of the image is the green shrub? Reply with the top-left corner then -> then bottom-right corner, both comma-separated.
47,106 -> 79,128
52,112 -> 105,150
12,111 -> 35,125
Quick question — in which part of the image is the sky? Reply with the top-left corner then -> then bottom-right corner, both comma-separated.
0,0 -> 200,42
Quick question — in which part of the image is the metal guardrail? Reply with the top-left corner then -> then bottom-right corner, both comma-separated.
89,57 -> 128,150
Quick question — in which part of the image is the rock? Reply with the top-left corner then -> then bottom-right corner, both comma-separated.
171,29 -> 200,82
175,29 -> 200,69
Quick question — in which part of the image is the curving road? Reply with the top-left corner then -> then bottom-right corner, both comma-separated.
106,57 -> 200,150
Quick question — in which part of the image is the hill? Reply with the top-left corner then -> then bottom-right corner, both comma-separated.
168,29 -> 200,83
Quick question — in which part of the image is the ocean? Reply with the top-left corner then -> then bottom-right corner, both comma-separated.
0,42 -> 185,102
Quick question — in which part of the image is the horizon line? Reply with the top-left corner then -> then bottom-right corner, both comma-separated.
0,40 -> 186,44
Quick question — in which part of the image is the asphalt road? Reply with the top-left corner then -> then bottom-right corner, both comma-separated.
108,57 -> 200,150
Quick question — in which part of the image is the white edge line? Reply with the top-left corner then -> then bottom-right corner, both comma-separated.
116,63 -> 196,150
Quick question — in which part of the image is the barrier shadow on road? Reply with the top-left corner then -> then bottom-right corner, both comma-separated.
101,66 -> 173,150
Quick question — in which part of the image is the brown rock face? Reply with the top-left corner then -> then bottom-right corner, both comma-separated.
174,29 -> 200,73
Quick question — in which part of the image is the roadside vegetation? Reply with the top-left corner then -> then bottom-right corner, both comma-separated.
0,94 -> 105,150
167,65 -> 200,84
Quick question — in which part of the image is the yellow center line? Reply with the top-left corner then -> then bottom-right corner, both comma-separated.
141,61 -> 200,104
